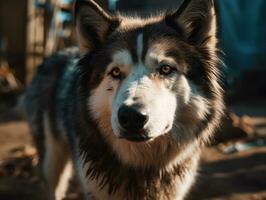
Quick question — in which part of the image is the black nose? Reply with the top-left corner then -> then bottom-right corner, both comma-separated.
118,105 -> 148,132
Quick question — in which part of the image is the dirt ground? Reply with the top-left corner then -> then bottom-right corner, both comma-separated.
0,99 -> 266,200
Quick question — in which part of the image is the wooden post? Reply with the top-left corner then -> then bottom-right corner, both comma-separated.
26,0 -> 46,84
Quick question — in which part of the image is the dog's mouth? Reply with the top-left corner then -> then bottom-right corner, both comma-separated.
117,123 -> 171,143
119,131 -> 152,142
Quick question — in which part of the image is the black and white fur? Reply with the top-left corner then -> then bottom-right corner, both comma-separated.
25,0 -> 224,199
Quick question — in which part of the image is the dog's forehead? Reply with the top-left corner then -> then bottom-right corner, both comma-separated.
110,32 -> 143,66
108,25 -> 183,68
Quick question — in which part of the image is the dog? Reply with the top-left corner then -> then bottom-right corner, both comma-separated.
25,0 -> 224,199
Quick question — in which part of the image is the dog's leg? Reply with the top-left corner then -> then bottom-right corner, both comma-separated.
43,113 -> 71,200
55,160 -> 73,200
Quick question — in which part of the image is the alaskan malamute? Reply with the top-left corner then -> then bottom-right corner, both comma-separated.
25,0 -> 224,199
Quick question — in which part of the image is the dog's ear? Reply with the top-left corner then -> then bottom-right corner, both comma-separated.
74,0 -> 120,53
166,0 -> 216,49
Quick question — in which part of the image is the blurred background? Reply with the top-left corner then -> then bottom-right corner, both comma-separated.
0,0 -> 266,199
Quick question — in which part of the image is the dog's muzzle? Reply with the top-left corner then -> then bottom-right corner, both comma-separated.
118,105 -> 150,142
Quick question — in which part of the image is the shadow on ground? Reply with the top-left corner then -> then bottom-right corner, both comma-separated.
189,148 -> 266,200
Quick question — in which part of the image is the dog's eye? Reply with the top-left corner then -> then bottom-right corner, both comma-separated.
109,67 -> 122,79
159,65 -> 175,76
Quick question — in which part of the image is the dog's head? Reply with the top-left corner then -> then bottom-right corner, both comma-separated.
76,0 -> 223,166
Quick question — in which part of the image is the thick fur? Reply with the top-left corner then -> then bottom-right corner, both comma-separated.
25,0 -> 224,200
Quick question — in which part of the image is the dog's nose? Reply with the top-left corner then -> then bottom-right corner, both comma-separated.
118,105 -> 148,132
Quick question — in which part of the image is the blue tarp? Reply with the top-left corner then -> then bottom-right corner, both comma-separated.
216,0 -> 266,78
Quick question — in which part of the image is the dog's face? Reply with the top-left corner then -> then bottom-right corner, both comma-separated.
109,39 -> 180,142
76,0 -> 223,166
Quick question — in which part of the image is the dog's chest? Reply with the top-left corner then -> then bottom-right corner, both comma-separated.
78,161 -> 187,200
86,178 -> 177,200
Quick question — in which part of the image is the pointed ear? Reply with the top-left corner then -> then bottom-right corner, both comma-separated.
166,0 -> 217,49
74,0 -> 120,53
